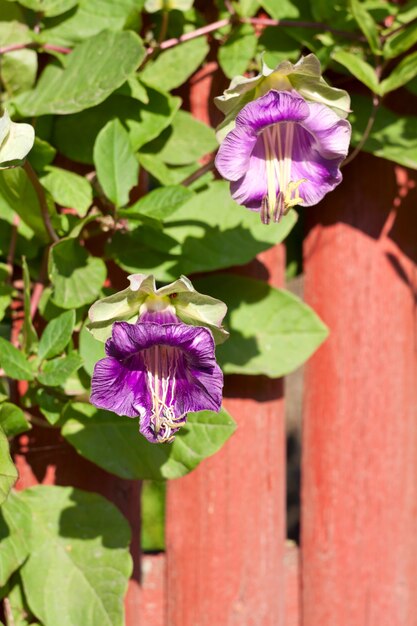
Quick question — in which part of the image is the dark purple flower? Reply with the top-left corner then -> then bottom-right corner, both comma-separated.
215,90 -> 351,223
90,313 -> 223,444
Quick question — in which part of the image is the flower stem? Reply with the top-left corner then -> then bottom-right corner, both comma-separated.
181,159 -> 215,187
23,161 -> 59,243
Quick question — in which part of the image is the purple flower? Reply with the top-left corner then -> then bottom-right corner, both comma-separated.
90,311 -> 223,444
215,90 -> 351,223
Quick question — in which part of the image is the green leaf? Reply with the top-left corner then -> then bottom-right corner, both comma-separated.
141,110 -> 217,166
0,492 -> 31,586
53,89 -> 181,164
0,168 -> 52,242
333,49 -> 379,93
195,275 -> 329,377
28,137 -> 57,172
350,0 -> 381,54
350,94 -> 417,168
48,237 -> 107,309
259,0 -> 303,19
0,338 -> 34,380
218,23 -> 257,79
383,19 -> 417,59
379,50 -> 417,95
62,402 -> 236,480
20,485 -> 132,626
10,0 -> 78,16
118,184 -> 193,224
38,310 -> 75,360
140,37 -> 209,92
13,30 -> 145,116
5,573 -> 38,626
21,257 -> 38,353
40,167 -> 93,216
0,427 -> 18,506
37,352 -> 83,387
0,403 -> 30,437
145,0 -> 193,10
141,480 -> 165,551
110,181 -> 297,280
35,388 -> 67,425
0,285 -> 13,323
93,119 -> 139,208
40,0 -> 144,45
0,21 -> 37,96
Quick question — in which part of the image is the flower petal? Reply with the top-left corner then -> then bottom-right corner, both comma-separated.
230,138 -> 268,210
301,102 -> 351,159
235,90 -> 309,133
215,125 -> 257,181
90,356 -> 149,418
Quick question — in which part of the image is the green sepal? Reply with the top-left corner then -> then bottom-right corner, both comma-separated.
215,53 -> 351,141
87,274 -> 229,344
0,109 -> 34,169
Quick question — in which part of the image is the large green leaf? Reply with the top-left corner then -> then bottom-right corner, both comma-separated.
21,257 -> 38,353
78,323 -> 105,376
350,94 -> 417,169
195,275 -> 329,377
109,181 -> 297,280
53,89 -> 181,164
20,485 -> 132,626
259,0 -> 302,19
40,0 -> 144,45
140,37 -> 209,92
0,402 -> 30,437
37,352 -> 83,387
349,0 -> 381,55
0,492 -> 31,586
40,167 -> 93,216
0,338 -> 34,380
48,238 -> 107,309
9,0 -> 77,16
119,184 -> 193,225
333,49 -> 379,93
38,310 -> 75,360
13,30 -> 145,116
0,168 -> 52,242
0,21 -> 37,96
380,50 -> 417,95
219,23 -> 257,79
141,110 -> 217,166
0,427 -> 18,506
93,119 -> 139,208
62,403 -> 236,480
384,20 -> 417,59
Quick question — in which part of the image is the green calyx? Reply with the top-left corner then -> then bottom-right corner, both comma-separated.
214,54 -> 351,142
87,273 -> 229,344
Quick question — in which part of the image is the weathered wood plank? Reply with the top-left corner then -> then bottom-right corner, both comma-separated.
165,246 -> 286,626
301,154 -> 417,626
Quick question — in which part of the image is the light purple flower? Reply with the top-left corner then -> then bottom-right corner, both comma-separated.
215,89 -> 351,223
90,310 -> 223,444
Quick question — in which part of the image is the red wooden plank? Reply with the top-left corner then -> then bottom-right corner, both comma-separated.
301,154 -> 417,625
285,542 -> 299,626
165,246 -> 286,626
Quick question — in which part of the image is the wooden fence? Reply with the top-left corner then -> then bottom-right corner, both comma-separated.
14,63 -> 417,626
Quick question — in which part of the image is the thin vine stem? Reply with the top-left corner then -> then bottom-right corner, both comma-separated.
23,161 -> 59,243
0,15 -> 364,57
342,94 -> 381,167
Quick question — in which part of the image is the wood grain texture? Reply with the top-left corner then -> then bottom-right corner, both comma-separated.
301,153 -> 417,626
165,246 -> 286,626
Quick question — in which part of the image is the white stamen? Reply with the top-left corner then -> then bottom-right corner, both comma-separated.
261,122 -> 305,223
143,345 -> 186,443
